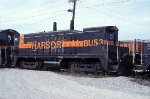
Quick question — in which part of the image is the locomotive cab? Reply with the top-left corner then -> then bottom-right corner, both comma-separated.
83,26 -> 118,44
83,26 -> 127,74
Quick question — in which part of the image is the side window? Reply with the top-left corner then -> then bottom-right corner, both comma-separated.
8,35 -> 11,44
110,34 -> 114,40
109,34 -> 117,45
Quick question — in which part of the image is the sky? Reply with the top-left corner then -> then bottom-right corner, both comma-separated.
0,0 -> 150,40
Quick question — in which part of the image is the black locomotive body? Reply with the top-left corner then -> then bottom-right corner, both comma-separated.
15,26 -> 127,73
0,29 -> 19,67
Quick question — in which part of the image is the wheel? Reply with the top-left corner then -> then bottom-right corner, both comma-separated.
20,61 -> 24,68
69,62 -> 77,73
43,65 -> 47,70
95,62 -> 103,76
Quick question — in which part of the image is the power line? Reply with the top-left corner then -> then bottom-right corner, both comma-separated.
89,7 -> 150,27
1,10 -> 67,23
1,1 -> 72,24
14,11 -> 67,30
1,1 -> 68,22
1,1 -> 71,30
78,0 -> 150,28
78,0 -> 132,8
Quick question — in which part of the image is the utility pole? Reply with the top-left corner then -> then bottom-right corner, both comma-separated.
68,0 -> 77,30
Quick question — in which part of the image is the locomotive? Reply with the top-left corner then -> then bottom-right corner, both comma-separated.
0,26 -> 150,75
16,26 -> 125,74
0,29 -> 19,67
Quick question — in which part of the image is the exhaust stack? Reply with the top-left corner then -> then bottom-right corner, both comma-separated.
53,22 -> 57,31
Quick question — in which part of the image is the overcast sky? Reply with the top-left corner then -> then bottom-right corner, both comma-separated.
0,0 -> 150,40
